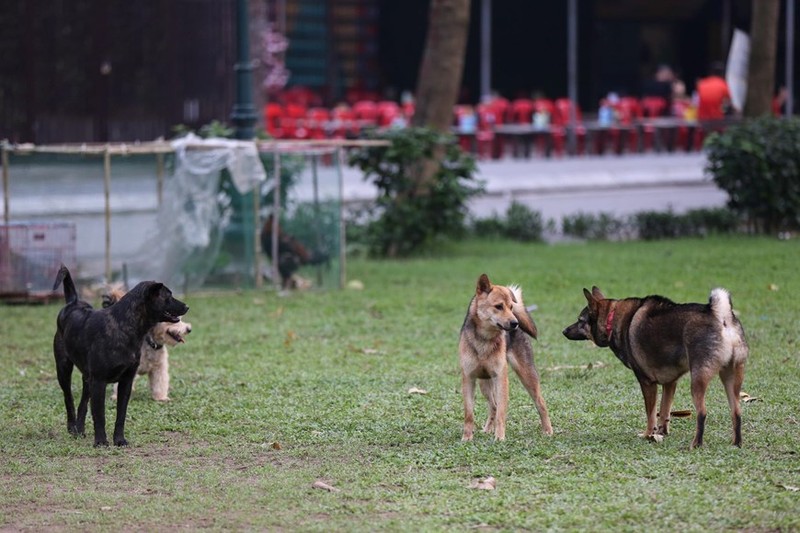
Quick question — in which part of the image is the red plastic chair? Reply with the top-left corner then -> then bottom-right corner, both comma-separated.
552,98 -> 586,155
305,107 -> 330,139
641,96 -> 667,117
376,101 -> 401,127
330,105 -> 358,138
611,97 -> 643,153
281,103 -> 309,139
670,100 -> 692,151
353,100 -> 379,126
476,103 -> 503,159
639,97 -> 668,151
263,103 -> 284,138
509,98 -> 535,124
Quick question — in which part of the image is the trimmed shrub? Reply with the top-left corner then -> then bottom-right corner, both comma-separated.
503,201 -> 544,242
348,127 -> 484,257
562,212 -> 625,240
705,117 -> 800,233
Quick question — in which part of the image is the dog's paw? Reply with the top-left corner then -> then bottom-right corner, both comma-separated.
114,438 -> 129,447
94,439 -> 110,447
641,433 -> 664,443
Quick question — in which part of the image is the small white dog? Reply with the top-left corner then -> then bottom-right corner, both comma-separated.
104,286 -> 192,401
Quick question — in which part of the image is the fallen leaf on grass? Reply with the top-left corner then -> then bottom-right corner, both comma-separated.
312,480 -> 341,492
670,410 -> 693,418
284,330 -> 297,348
270,441 -> 282,450
768,283 -> 779,291
740,392 -> 761,403
469,476 -> 497,490
778,484 -> 799,492
408,387 -> 428,395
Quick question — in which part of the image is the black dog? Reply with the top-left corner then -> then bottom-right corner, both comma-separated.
563,286 -> 748,448
52,265 -> 189,446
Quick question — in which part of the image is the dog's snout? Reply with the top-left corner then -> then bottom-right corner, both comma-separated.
186,324 -> 192,333
510,320 -> 519,330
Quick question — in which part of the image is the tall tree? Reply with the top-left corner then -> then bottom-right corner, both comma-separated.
412,0 -> 471,131
744,0 -> 780,117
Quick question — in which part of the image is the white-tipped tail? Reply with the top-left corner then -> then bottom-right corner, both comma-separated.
508,284 -> 525,312
709,287 -> 733,324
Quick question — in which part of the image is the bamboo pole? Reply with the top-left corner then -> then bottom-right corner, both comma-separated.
156,152 -> 164,205
103,146 -> 112,282
271,153 -> 281,289
253,173 -> 262,288
2,145 -> 9,224
336,147 -> 347,289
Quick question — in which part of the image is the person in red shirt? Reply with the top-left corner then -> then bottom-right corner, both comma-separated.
696,62 -> 732,120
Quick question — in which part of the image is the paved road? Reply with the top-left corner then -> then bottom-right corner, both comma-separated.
1,150 -> 726,278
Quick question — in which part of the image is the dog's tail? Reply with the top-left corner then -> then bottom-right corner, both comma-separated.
709,288 -> 734,326
508,284 -> 538,339
53,264 -> 78,305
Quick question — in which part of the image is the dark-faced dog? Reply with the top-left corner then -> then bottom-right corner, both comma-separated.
563,286 -> 748,448
52,265 -> 189,446
459,274 -> 553,441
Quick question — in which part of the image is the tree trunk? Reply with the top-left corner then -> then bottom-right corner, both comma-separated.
744,0 -> 779,117
410,0 -> 471,197
412,0 -> 471,131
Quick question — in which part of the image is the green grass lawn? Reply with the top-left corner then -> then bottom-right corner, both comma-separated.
1,237 -> 798,531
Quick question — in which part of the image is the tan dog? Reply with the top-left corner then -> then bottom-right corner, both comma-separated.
459,274 -> 553,441
103,287 -> 192,402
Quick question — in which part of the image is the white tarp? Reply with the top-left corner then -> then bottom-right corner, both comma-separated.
127,135 -> 267,289
726,29 -> 750,112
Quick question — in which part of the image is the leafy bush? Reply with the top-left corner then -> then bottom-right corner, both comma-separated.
705,117 -> 800,232
469,202 -> 545,242
348,127 -> 484,257
682,207 -> 740,235
503,201 -> 544,242
633,209 -> 691,240
562,212 -> 625,240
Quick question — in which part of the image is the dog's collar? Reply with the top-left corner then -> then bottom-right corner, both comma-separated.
605,306 -> 616,340
145,334 -> 163,350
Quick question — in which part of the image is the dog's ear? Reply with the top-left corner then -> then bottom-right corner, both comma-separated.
476,274 -> 492,295
146,282 -> 166,299
583,288 -> 594,304
514,307 -> 538,339
583,287 -> 600,316
591,286 -> 606,300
